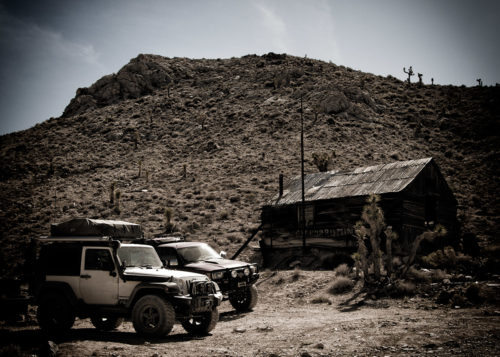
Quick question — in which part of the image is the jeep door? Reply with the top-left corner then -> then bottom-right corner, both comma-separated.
79,247 -> 119,305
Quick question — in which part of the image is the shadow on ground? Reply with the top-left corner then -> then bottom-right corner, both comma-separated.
0,326 -> 213,349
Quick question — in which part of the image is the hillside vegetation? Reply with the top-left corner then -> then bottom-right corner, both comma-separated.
0,53 -> 499,278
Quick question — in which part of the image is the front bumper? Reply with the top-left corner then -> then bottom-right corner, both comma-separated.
215,273 -> 259,296
174,292 -> 221,316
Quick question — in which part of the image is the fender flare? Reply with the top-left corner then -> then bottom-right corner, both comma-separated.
126,282 -> 180,308
36,281 -> 78,306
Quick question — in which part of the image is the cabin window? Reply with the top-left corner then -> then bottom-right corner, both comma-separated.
297,205 -> 314,227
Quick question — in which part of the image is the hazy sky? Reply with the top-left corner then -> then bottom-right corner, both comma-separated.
1,0 -> 499,135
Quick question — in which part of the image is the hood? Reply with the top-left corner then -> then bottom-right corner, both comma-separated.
184,258 -> 251,272
124,267 -> 209,281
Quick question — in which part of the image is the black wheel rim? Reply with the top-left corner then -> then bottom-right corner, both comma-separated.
141,306 -> 160,329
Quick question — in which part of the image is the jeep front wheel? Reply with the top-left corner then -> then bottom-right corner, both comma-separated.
229,285 -> 258,311
90,315 -> 123,331
37,292 -> 75,334
181,307 -> 219,335
132,295 -> 174,338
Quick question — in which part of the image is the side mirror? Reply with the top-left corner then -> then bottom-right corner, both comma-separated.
120,260 -> 127,272
220,251 -> 227,258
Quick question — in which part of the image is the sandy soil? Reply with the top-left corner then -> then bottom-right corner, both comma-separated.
2,271 -> 499,357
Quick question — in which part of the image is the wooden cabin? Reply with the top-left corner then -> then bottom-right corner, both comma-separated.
260,158 -> 458,264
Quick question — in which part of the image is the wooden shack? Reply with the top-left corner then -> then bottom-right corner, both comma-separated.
260,158 -> 458,264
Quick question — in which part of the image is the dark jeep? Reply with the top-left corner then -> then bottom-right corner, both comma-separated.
137,238 -> 259,311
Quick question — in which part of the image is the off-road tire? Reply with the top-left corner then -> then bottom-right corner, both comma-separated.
37,291 -> 75,334
181,307 -> 219,335
90,315 -> 124,331
229,285 -> 258,311
132,295 -> 174,338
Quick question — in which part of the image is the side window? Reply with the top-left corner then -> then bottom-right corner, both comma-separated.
158,248 -> 179,266
85,249 -> 114,271
40,243 -> 82,276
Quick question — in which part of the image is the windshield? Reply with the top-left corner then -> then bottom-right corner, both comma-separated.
177,244 -> 221,263
118,245 -> 163,268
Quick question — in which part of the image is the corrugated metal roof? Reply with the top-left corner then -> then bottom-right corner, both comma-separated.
267,158 -> 433,206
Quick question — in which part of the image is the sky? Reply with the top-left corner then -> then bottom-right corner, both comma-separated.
1,0 -> 499,135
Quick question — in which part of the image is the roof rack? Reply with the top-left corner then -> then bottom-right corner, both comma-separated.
128,236 -> 185,246
38,236 -> 116,242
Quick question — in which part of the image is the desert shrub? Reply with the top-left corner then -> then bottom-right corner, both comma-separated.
483,256 -> 500,276
406,267 -> 431,283
465,283 -> 482,304
205,193 -> 216,201
319,253 -> 353,270
456,253 -> 476,272
391,281 -> 416,297
421,246 -> 457,268
227,234 -> 242,243
273,276 -> 285,285
218,211 -> 229,220
311,295 -> 332,304
477,285 -> 498,303
0,344 -> 22,357
312,152 -> 330,172
462,233 -> 480,256
328,276 -> 354,294
334,263 -> 351,277
431,269 -> 448,282
291,268 -> 301,282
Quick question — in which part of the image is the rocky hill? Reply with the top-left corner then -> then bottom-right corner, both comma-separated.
0,53 -> 499,278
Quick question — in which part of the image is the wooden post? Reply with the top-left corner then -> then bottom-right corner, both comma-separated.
300,96 -> 306,252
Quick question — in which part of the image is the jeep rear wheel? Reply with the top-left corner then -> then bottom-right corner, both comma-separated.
132,295 -> 174,338
181,307 -> 219,335
229,285 -> 258,311
90,315 -> 123,331
37,292 -> 75,334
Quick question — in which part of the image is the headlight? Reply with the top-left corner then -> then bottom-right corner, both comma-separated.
250,265 -> 257,274
231,270 -> 238,278
171,277 -> 188,295
211,271 -> 224,280
243,268 -> 250,276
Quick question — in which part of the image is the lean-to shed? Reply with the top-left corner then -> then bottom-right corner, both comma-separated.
260,158 -> 458,258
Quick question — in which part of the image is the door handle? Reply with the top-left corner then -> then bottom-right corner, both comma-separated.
80,274 -> 91,279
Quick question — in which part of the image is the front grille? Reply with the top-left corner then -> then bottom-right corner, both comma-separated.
190,279 -> 216,296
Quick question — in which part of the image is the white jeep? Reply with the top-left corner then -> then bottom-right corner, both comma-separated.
34,236 -> 222,338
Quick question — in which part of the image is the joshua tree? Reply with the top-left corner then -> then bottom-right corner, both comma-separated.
182,164 -> 187,179
431,78 -> 434,85
476,78 -> 483,87
354,195 -> 385,282
138,160 -> 143,178
403,66 -> 414,83
109,182 -> 116,204
133,131 -> 140,149
114,190 -> 121,214
418,73 -> 423,86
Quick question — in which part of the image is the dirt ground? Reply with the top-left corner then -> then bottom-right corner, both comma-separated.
1,270 -> 499,357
